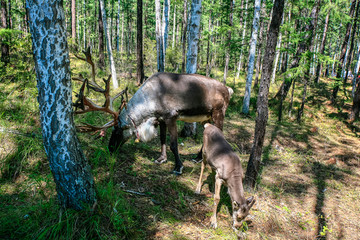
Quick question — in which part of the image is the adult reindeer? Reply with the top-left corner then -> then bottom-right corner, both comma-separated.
109,72 -> 233,175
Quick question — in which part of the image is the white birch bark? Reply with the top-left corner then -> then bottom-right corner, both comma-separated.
172,5 -> 176,48
155,0 -> 164,72
236,0 -> 248,78
242,0 -> 261,114
99,0 -> 118,89
183,0 -> 202,136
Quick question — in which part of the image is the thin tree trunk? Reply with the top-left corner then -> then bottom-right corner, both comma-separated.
271,16 -> 283,84
71,0 -> 76,40
83,0 -> 86,49
137,0 -> 144,85
1,0 -> 10,66
27,0 -> 96,209
242,0 -> 262,114
223,0 -> 234,84
155,0 -> 164,72
275,1 -> 321,109
206,3 -> 213,77
244,0 -> 286,190
172,5 -> 176,49
254,0 -> 267,88
100,0 -> 118,89
350,80 -> 360,121
344,0 -> 360,86
315,11 -> 330,84
181,0 -> 188,73
332,0 -> 357,102
236,0 -> 248,78
116,0 -> 120,52
98,1 -> 105,69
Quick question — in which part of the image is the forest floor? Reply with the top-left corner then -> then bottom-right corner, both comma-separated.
1,66 -> 360,239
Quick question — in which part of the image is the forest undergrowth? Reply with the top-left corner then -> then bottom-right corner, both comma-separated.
1,57 -> 360,239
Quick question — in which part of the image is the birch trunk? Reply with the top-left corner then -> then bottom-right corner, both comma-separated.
223,0 -> 234,84
182,0 -> 202,137
155,0 -> 164,72
100,0 -> 118,89
236,0 -> 248,78
27,0 -> 96,209
242,0 -> 262,114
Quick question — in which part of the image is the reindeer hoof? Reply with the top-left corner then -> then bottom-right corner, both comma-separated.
154,157 -> 167,164
191,158 -> 203,163
210,221 -> 217,229
172,166 -> 183,175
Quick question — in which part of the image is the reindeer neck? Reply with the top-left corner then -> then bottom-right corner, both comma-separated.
227,173 -> 246,205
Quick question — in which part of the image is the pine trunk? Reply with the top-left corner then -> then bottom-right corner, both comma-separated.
244,0 -> 286,190
27,0 -> 96,209
71,0 -> 76,40
1,0 -> 10,66
332,0 -> 357,102
137,0 -> 144,85
98,1 -> 105,69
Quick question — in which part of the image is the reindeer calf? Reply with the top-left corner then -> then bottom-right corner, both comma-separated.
195,123 -> 255,229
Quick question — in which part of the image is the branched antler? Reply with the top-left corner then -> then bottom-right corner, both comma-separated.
72,48 -> 128,133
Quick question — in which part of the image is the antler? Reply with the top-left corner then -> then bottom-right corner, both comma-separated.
73,48 -> 128,133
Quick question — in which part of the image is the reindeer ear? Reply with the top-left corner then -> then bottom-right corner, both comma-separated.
246,196 -> 256,208
233,201 -> 240,210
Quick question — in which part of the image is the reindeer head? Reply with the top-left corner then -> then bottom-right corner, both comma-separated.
232,196 -> 255,229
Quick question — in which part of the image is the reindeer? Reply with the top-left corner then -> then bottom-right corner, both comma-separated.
108,72 -> 233,175
195,123 -> 255,230
72,49 -> 232,175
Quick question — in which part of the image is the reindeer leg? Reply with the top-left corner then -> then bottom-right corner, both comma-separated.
192,145 -> 203,163
212,109 -> 225,130
210,173 -> 222,228
155,121 -> 167,164
195,159 -> 206,194
167,118 -> 183,175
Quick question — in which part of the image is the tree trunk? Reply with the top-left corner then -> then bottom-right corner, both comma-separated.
344,0 -> 360,86
242,0 -> 261,114
98,1 -> 105,69
172,5 -> 176,49
1,0 -> 10,66
71,0 -> 76,40
181,0 -> 202,137
254,0 -> 266,88
181,0 -> 188,73
223,0 -> 234,84
350,80 -> 360,121
155,0 -> 164,72
100,0 -> 118,89
332,0 -> 357,102
26,0 -> 96,210
116,0 -> 120,52
137,0 -> 144,85
275,1 -> 321,114
236,0 -> 248,78
315,11 -> 330,84
163,0 -> 170,54
244,0 -> 286,190
271,14 -> 284,84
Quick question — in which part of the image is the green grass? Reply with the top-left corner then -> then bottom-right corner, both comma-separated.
1,44 -> 360,239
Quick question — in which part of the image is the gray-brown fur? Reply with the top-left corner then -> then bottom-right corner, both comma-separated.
195,123 -> 255,229
109,72 -> 232,175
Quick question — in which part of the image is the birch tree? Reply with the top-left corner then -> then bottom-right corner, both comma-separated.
100,0 -> 118,89
155,0 -> 164,72
242,0 -> 261,114
137,0 -> 144,85
181,0 -> 202,137
26,0 -> 96,209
